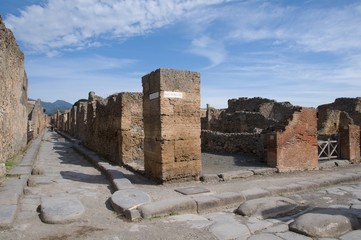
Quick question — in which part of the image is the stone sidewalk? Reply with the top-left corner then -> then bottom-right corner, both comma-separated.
58,130 -> 361,220
2,129 -> 361,239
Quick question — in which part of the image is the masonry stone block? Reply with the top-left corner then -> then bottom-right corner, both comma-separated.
142,68 -> 201,182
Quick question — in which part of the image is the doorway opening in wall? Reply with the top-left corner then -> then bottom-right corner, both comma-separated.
201,152 -> 269,175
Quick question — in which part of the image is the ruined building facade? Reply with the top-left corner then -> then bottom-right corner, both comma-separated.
318,98 -> 361,162
201,97 -> 319,172
0,17 -> 28,177
55,92 -> 144,166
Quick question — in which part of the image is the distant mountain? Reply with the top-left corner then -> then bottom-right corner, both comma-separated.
42,100 -> 73,116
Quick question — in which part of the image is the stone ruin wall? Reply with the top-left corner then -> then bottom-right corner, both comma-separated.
265,108 -> 318,172
201,97 -> 301,157
142,68 -> 201,182
56,92 -> 143,166
318,97 -> 361,152
27,99 -> 48,142
318,98 -> 361,133
0,16 -> 28,177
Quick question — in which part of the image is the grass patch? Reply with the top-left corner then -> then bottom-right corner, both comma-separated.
5,158 -> 17,171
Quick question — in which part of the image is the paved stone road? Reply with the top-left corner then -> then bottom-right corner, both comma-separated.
1,130 -> 361,239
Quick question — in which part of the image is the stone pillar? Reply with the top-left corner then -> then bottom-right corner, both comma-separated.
266,108 -> 318,172
339,124 -> 360,163
142,68 -> 201,182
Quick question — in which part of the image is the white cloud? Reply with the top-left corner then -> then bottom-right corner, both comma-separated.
26,55 -> 140,103
5,0 -> 226,54
222,1 -> 361,53
189,36 -> 227,68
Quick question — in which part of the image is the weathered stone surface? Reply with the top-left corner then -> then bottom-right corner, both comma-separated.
192,196 -> 222,213
40,197 -> 85,224
0,191 -> 19,205
200,174 -> 220,182
213,192 -> 246,207
138,196 -> 197,219
290,209 -> 360,238
266,108 -> 318,172
276,231 -> 313,240
110,189 -> 151,213
27,176 -> 53,187
240,187 -> 270,200
56,92 -> 143,166
236,197 -> 298,219
0,205 -> 17,228
209,221 -> 250,240
340,230 -> 361,240
166,214 -> 212,229
0,16 -> 28,179
31,165 -> 44,175
123,209 -> 142,221
248,233 -> 283,240
175,186 -> 210,195
219,170 -> 254,181
252,168 -> 277,175
142,68 -> 201,182
8,166 -> 32,176
112,178 -> 134,191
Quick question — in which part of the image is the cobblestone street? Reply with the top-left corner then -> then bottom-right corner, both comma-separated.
0,130 -> 361,239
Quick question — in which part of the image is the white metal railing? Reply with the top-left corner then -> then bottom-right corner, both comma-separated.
318,139 -> 339,160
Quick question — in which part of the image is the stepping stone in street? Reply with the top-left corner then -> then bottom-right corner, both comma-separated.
289,209 -> 361,238
175,186 -> 210,195
111,189 -> 151,213
235,197 -> 298,219
40,197 -> 85,224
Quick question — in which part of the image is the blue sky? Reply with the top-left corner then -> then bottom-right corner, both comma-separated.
1,0 -> 361,108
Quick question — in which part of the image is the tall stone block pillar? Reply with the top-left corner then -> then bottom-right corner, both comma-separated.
142,68 -> 201,182
339,124 -> 360,163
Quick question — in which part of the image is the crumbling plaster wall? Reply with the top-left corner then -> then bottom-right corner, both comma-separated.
0,16 -> 28,177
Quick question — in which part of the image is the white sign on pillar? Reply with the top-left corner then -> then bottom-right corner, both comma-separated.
164,91 -> 183,99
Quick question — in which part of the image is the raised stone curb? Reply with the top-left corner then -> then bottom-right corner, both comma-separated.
138,197 -> 197,219
200,174 -> 220,182
8,166 -> 32,176
192,195 -> 222,213
219,170 -> 254,181
213,192 -> 246,207
241,187 -> 271,200
0,133 -> 45,228
55,130 -> 361,222
111,189 -> 151,214
40,197 -> 85,224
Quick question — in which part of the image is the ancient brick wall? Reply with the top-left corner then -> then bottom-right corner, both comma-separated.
0,16 -> 28,177
142,68 -> 201,182
57,92 -> 143,166
266,108 -> 318,172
